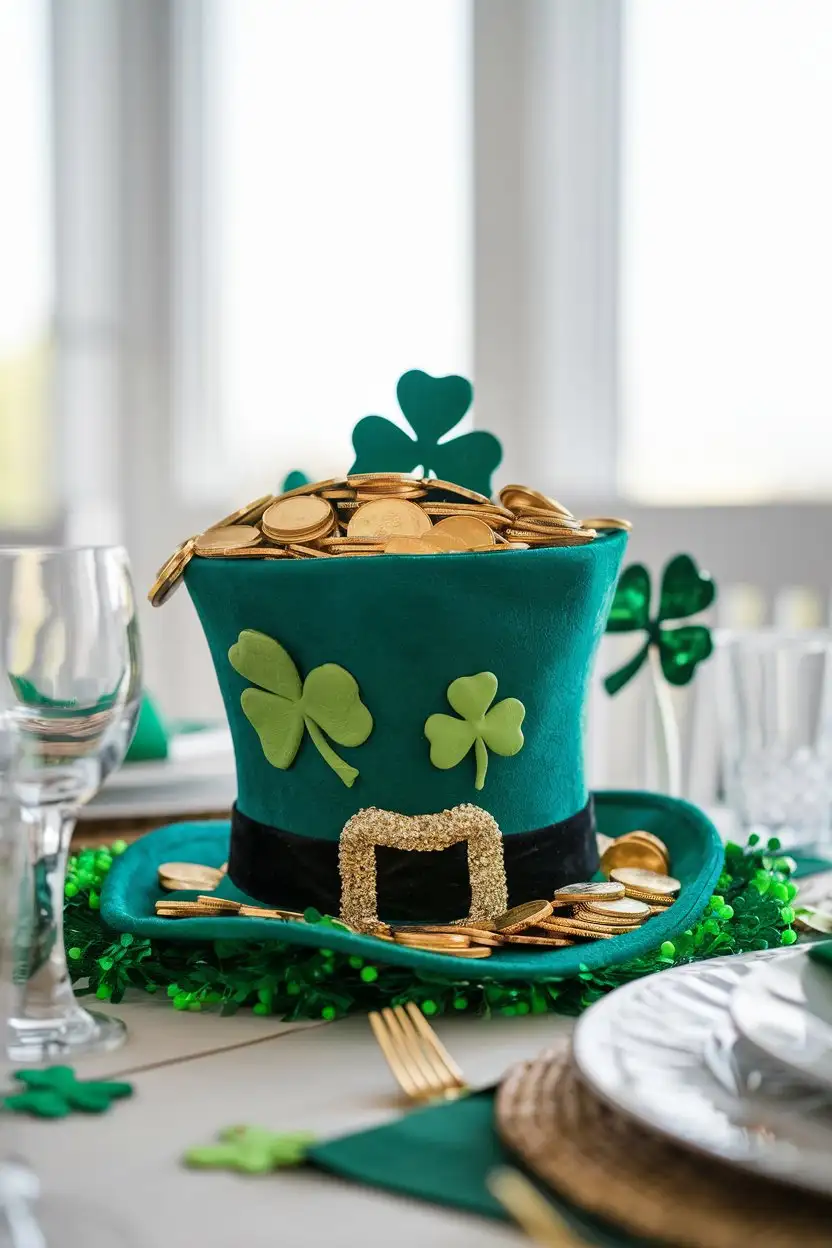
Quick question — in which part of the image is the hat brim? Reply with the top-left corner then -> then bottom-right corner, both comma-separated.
100,791 -> 723,982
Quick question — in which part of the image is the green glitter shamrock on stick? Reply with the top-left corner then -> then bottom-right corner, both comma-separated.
604,554 -> 716,694
229,631 -> 373,787
425,672 -> 525,789
350,369 -> 503,497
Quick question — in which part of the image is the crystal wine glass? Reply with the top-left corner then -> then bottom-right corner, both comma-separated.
0,547 -> 141,1062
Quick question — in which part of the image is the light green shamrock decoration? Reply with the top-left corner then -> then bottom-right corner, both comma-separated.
424,672 -> 525,790
184,1125 -> 315,1174
228,630 -> 372,788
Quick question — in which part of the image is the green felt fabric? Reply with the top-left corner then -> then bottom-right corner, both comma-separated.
790,851 -> 832,879
100,790 -> 723,983
309,1090 -> 641,1246
125,692 -> 169,763
185,534 -> 627,841
808,940 -> 832,969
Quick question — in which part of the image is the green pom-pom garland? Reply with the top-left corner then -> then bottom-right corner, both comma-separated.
62,836 -> 797,1020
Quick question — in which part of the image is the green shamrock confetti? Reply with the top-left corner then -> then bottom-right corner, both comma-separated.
228,630 -> 372,787
349,369 -> 503,497
4,1066 -> 133,1118
184,1125 -> 315,1174
425,672 -> 525,790
604,554 -> 716,695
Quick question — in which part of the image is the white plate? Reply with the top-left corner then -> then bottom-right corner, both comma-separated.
82,729 -> 236,821
729,947 -> 832,1094
572,951 -> 832,1198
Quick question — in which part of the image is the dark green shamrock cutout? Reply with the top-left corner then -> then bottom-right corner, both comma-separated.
604,554 -> 716,694
281,470 -> 310,491
4,1066 -> 133,1118
228,630 -> 372,787
349,369 -> 503,497
425,672 -> 525,790
184,1126 -> 314,1174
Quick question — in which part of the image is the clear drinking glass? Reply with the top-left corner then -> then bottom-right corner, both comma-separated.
0,547 -> 141,1062
716,629 -> 832,853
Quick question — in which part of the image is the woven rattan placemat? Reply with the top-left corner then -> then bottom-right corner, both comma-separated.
496,1048 -> 832,1248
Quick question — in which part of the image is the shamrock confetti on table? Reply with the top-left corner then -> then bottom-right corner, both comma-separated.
4,1066 -> 133,1118
350,369 -> 503,497
425,672 -> 525,790
229,630 -> 373,787
604,553 -> 717,694
184,1126 -> 315,1174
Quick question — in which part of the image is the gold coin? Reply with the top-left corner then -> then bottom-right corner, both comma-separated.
539,914 -> 638,933
498,933 -> 575,947
194,525 -> 262,554
212,494 -> 274,528
600,839 -> 669,877
432,516 -> 496,549
355,486 -> 427,500
622,888 -> 677,906
262,495 -> 334,539
319,489 -> 357,500
493,900 -> 553,933
384,536 -> 438,556
346,472 -> 420,486
511,508 -> 580,528
154,901 -> 218,916
319,535 -> 384,546
394,930 -> 471,948
200,546 -> 290,559
578,897 -> 651,919
567,913 -> 643,930
499,485 -> 573,516
329,544 -> 386,554
617,829 -> 670,861
553,881 -> 625,903
148,539 -> 194,607
424,478 -> 492,505
336,550 -> 384,557
609,867 -> 680,896
196,895 -> 242,911
347,498 -> 433,540
287,545 -> 333,558
420,502 -> 513,523
158,862 -> 223,890
579,516 -> 632,532
423,530 -> 468,553
415,921 -> 499,934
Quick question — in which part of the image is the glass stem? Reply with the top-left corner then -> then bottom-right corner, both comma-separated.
18,806 -> 79,1022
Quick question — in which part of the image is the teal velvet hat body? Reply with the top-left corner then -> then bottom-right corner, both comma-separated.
186,533 -> 626,842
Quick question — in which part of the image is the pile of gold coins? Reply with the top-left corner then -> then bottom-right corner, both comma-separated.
149,474 -> 630,607
153,831 -> 679,960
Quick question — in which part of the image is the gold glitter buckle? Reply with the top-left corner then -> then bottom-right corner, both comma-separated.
338,804 -> 507,934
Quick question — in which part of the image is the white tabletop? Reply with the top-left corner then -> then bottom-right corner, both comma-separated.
10,998 -> 574,1247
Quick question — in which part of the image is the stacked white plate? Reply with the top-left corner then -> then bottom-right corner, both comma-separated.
83,726 -> 236,822
572,945 -> 832,1196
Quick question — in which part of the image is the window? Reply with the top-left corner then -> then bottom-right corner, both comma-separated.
620,0 -> 832,504
0,0 -> 53,530
176,0 -> 472,504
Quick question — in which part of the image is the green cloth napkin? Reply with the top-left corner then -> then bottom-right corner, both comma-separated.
125,692 -> 169,763
309,1090 -> 647,1246
807,940 -> 832,969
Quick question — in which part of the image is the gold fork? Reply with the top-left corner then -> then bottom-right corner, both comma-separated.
488,1167 -> 589,1247
368,1002 -> 468,1101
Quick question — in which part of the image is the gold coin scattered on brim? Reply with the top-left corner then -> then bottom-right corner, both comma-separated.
498,933 -> 575,947
579,516 -> 632,532
155,900 -> 217,916
196,895 -> 242,912
194,525 -> 262,555
237,905 -> 301,920
493,900 -> 554,933
601,839 -> 669,877
609,867 -> 681,896
392,939 -> 491,957
423,529 -> 469,552
394,930 -> 471,948
347,497 -> 433,540
553,881 -> 625,903
416,922 -> 499,935
539,914 -> 639,933
426,478 -> 492,505
288,544 -> 333,558
432,515 -> 495,549
622,888 -> 677,906
578,897 -> 652,919
262,494 -> 334,539
158,862 -> 223,890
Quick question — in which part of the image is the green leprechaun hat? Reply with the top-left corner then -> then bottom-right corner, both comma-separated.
102,370 -> 723,978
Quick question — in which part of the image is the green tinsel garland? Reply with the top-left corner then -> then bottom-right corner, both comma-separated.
63,836 -> 799,1022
